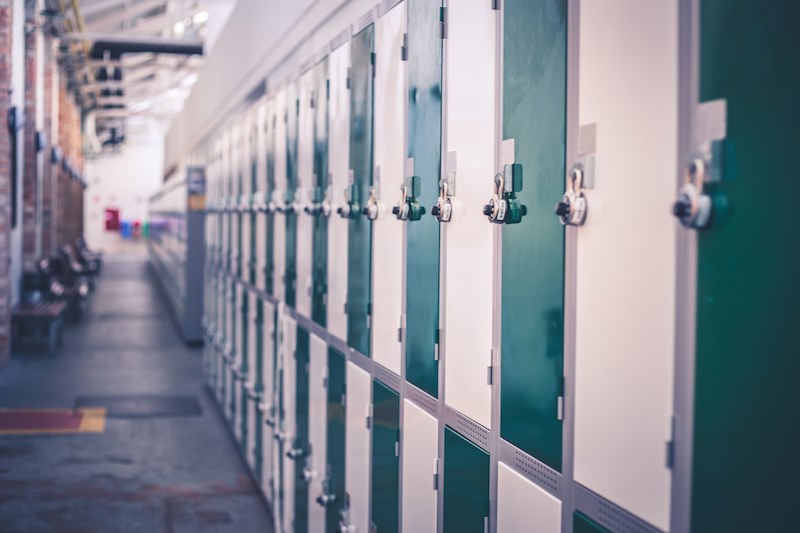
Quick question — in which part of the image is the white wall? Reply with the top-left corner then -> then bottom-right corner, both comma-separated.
83,142 -> 164,251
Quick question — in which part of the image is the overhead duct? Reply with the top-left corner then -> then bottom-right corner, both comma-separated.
89,39 -> 203,59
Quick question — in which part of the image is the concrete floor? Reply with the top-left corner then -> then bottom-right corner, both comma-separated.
0,251 -> 273,533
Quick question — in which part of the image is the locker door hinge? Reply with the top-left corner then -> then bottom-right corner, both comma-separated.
326,79 -> 331,100
394,439 -> 400,457
400,33 -> 408,61
666,415 -> 676,469
487,347 -> 499,385
398,314 -> 405,343
346,68 -> 351,89
370,52 -> 376,79
556,375 -> 565,420
439,7 -> 448,39
491,0 -> 501,10
310,91 -> 316,109
341,392 -> 347,407
433,458 -> 440,491
433,328 -> 441,361
366,404 -> 373,429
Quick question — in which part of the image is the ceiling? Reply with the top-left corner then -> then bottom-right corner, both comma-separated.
42,0 -> 238,150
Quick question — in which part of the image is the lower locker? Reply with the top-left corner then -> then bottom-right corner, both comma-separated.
245,292 -> 259,470
400,400 -> 437,533
442,428 -> 490,533
370,381 -> 400,533
224,278 -> 236,423
496,462 -> 561,533
233,283 -> 245,442
573,512 -> 607,533
261,300 -> 277,504
344,363 -> 371,533
292,327 -> 311,533
307,334 -> 328,533
277,311 -> 297,533
325,348 -> 347,531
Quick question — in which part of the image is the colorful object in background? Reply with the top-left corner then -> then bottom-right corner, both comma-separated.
104,208 -> 120,231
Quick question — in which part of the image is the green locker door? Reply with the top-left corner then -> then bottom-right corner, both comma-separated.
325,348 -> 347,532
347,25 -> 375,356
286,83 -> 300,307
266,102 -> 276,295
499,0 -> 566,472
405,0 -> 442,398
442,428 -> 490,533
294,326 -> 311,533
573,512 -> 608,533
370,381 -> 400,533
312,59 -> 330,327
690,3 -> 800,531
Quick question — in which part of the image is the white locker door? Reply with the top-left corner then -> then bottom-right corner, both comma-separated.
234,283 -> 245,442
246,293 -> 259,468
255,103 -> 268,292
279,310 -> 297,533
573,2 -> 677,530
400,400 -> 438,533
327,42 -> 351,340
241,119 -> 252,285
345,362 -> 371,533
371,2 -> 406,376
497,463 -> 561,533
273,90 -> 288,303
307,333 -> 328,533
442,0 -> 496,429
296,70 -> 315,317
261,300 -> 277,503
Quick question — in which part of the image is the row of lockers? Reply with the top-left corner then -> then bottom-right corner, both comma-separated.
196,0 -> 796,532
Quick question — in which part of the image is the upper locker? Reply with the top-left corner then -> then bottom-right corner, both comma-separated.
441,0 -> 496,429
404,0 -> 443,399
273,89 -> 288,303
570,1 -> 678,530
371,1 -> 407,376
327,40 -> 351,340
255,102 -> 268,293
346,21 -> 375,357
297,68 -> 316,318
310,58 -> 330,327
496,0 -> 567,473
686,2 -> 800,531
285,81 -> 301,308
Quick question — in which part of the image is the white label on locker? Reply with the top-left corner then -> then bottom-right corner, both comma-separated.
695,99 -> 727,144
501,138 -> 516,166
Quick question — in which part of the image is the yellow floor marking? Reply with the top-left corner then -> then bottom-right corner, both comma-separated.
0,408 -> 107,435
78,407 -> 106,433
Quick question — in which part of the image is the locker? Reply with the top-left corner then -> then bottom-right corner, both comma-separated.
400,400 -> 437,533
224,278 -> 236,423
241,117 -> 253,287
370,380 -> 400,533
292,327 -> 311,533
265,97 -> 277,295
573,512 -> 607,533
343,362 -> 371,533
261,300 -> 278,503
247,114 -> 259,286
297,69 -> 316,318
285,82 -> 300,308
277,311 -> 298,533
369,0 -> 406,376
246,292 -> 259,469
311,58 -> 329,327
499,0 -> 567,471
234,283 -> 246,442
404,0 -> 443,398
441,0 -> 496,429
689,2 -> 800,531
273,90 -> 288,302
324,348 -> 347,532
255,103 -> 268,293
496,462 -> 561,533
346,24 -> 375,356
307,333 -> 328,533
326,42 -> 351,340
442,428 -> 490,533
572,1 -> 677,529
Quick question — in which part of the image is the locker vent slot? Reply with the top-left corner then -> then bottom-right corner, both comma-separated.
447,408 -> 489,450
575,484 -> 662,533
406,384 -> 437,417
512,448 -> 559,494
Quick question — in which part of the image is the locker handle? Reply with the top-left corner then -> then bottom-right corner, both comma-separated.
555,164 -> 588,226
672,158 -> 712,229
361,187 -> 380,220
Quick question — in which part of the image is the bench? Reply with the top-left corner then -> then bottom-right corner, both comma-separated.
12,301 -> 68,353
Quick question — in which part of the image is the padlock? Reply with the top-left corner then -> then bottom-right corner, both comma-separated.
361,186 -> 380,220
431,180 -> 452,223
672,157 -> 712,229
555,164 -> 588,226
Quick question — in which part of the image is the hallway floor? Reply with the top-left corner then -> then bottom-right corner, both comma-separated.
0,252 -> 273,532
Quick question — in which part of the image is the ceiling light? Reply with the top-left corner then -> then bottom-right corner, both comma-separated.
192,11 -> 209,25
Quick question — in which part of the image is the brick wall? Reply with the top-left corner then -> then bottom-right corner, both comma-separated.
41,43 -> 52,255
21,1 -> 35,270
0,0 -> 15,363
